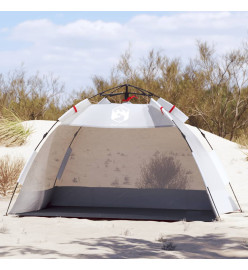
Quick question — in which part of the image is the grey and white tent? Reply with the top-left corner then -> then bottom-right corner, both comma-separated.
7,84 -> 241,221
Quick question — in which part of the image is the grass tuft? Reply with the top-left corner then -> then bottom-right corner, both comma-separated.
0,110 -> 32,147
156,233 -> 167,243
156,234 -> 177,251
162,241 -> 176,251
0,155 -> 24,196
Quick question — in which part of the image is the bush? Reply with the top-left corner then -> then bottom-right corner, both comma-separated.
1,41 -> 248,141
0,68 -> 65,121
0,155 -> 24,196
88,43 -> 248,141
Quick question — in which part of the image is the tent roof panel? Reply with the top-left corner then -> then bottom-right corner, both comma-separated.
66,103 -> 174,128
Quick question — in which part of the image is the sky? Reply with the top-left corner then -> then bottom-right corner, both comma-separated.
0,11 -> 248,93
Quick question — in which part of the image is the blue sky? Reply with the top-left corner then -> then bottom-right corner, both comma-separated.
0,11 -> 248,93
0,12 -> 177,27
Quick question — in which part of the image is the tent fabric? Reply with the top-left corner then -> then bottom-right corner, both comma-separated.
157,98 -> 238,215
9,96 -> 239,221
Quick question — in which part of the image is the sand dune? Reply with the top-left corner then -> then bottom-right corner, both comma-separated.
0,120 -> 248,259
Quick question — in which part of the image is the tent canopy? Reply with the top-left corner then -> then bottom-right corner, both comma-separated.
7,84 -> 241,221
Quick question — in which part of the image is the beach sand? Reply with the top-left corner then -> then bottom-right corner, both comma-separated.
0,120 -> 248,259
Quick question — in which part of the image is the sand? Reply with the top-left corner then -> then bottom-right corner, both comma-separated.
0,120 -> 248,259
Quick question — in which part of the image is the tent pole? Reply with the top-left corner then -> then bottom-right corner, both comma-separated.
171,120 -> 192,152
130,84 -> 160,98
35,120 -> 59,151
124,84 -> 129,100
229,183 -> 243,212
196,127 -> 213,150
88,84 -> 159,100
206,187 -> 221,221
5,182 -> 19,216
89,85 -> 125,100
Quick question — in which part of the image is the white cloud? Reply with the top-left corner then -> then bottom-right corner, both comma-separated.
1,12 -> 248,92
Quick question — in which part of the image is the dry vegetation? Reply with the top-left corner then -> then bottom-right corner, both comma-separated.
0,41 -> 247,143
0,155 -> 24,196
90,42 -> 248,141
0,69 -> 66,121
0,111 -> 32,147
235,132 -> 248,160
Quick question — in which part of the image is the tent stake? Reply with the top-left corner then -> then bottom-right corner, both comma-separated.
229,183 -> 243,212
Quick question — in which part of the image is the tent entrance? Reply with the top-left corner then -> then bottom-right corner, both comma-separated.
11,126 -> 216,221
45,126 -> 215,220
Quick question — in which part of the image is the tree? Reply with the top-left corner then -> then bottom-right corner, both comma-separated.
0,68 -> 65,120
188,41 -> 248,140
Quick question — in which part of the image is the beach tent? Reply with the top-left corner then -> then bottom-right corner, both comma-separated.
6,84 -> 242,221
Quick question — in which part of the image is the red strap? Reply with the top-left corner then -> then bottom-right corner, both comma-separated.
169,105 -> 175,113
160,106 -> 164,114
122,95 -> 138,102
73,105 -> 78,113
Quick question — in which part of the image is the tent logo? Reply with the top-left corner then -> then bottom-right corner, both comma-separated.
111,105 -> 129,123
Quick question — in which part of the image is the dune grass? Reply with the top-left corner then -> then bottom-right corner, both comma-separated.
0,111 -> 32,147
0,155 -> 24,196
